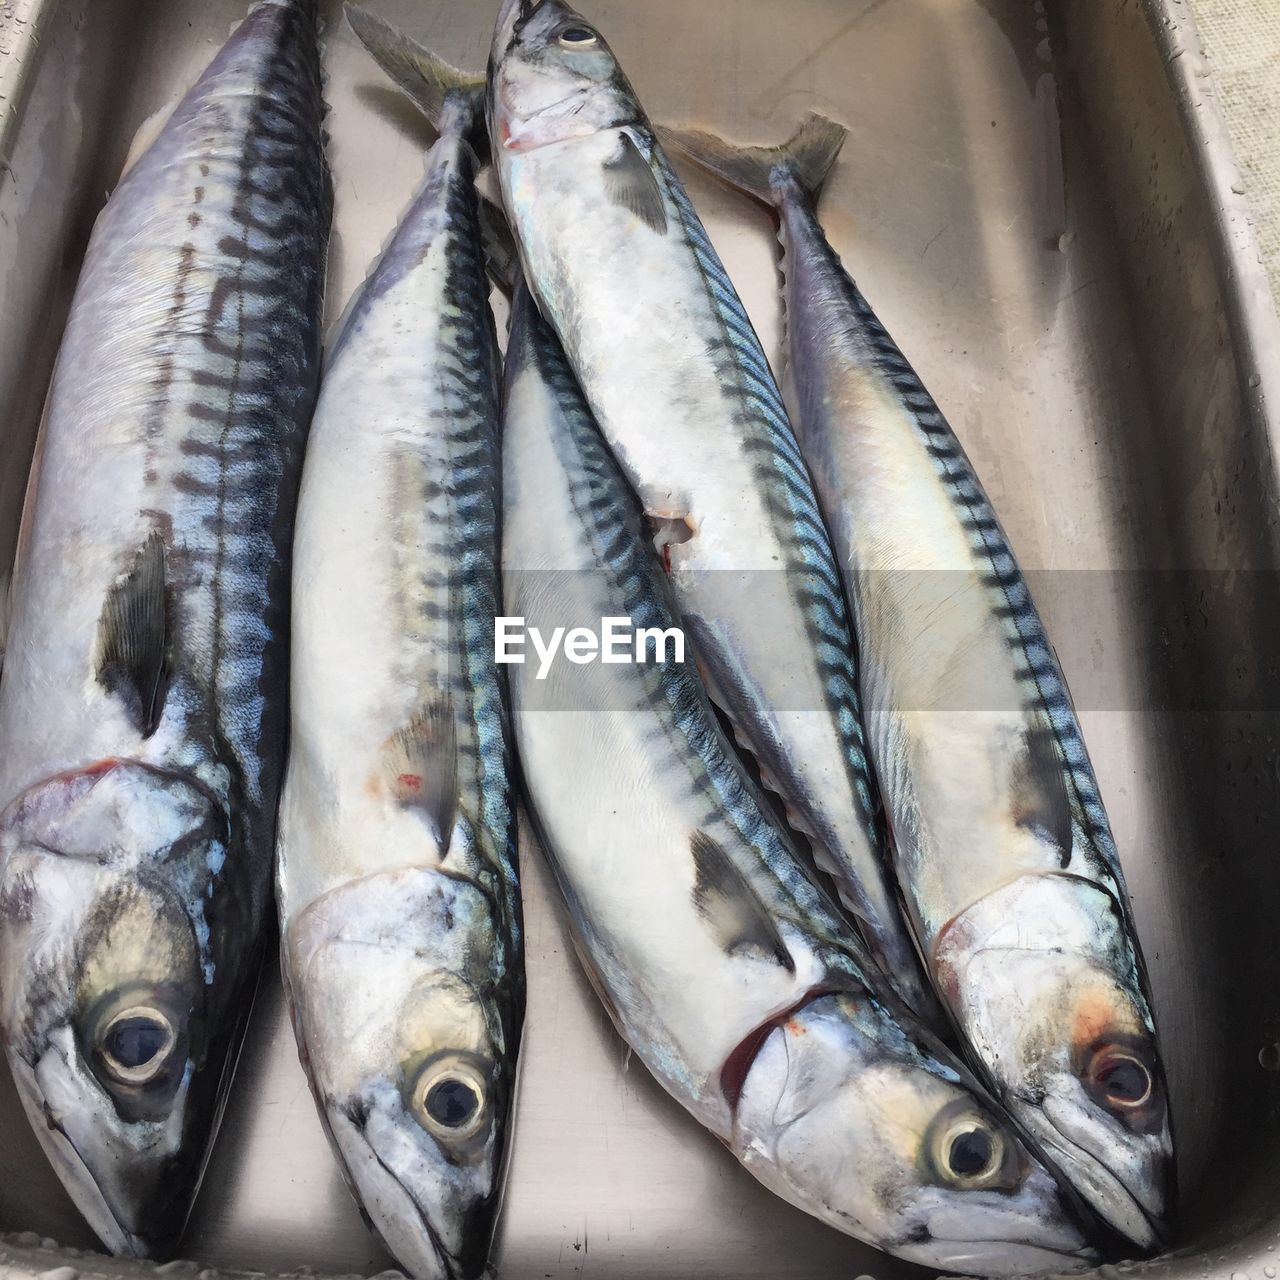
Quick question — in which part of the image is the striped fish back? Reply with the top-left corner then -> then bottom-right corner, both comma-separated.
804,221 -> 1122,885
650,143 -> 884,856
135,0 -> 330,844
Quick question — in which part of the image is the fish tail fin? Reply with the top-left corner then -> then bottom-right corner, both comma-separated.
345,5 -> 484,132
661,111 -> 848,206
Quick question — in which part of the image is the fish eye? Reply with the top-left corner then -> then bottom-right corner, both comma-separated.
410,1053 -> 490,1142
95,1005 -> 178,1086
1085,1044 -> 1154,1113
926,1108 -> 1012,1190
557,25 -> 598,47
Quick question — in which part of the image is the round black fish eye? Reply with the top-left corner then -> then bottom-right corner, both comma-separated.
96,1006 -> 177,1086
948,1127 -> 994,1177
425,1077 -> 480,1128
927,1108 -> 1009,1190
410,1053 -> 491,1141
557,25 -> 598,47
1087,1047 -> 1153,1111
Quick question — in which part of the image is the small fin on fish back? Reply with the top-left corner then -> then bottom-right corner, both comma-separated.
345,4 -> 484,131
384,692 -> 460,852
660,111 -> 848,205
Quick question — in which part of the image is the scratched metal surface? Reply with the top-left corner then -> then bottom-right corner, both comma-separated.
3,0 -> 1280,1278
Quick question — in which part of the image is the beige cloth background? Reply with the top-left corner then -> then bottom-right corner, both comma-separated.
1191,0 -> 1280,304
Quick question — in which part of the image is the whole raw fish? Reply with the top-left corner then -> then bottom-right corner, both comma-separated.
664,113 -> 1173,1251
276,15 -> 522,1280
503,280 -> 1096,1275
0,0 -> 330,1255
487,0 -> 932,1019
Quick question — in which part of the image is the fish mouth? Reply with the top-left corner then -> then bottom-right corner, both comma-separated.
9,1056 -> 153,1257
332,1110 -> 465,1280
56,1135 -> 152,1258
919,1237 -> 1098,1277
1034,1109 -> 1166,1253
494,0 -> 556,57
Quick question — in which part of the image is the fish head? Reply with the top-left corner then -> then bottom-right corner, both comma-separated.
731,991 -> 1098,1276
934,873 -> 1173,1252
287,867 -> 520,1280
489,0 -> 641,153
0,759 -> 235,1257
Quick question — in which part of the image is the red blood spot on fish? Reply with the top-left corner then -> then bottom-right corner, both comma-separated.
79,758 -> 123,779
932,912 -> 974,1007
398,773 -> 423,792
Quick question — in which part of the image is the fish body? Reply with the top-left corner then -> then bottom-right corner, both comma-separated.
486,0 -> 931,1018
503,281 -> 1095,1275
0,0 -> 330,1256
663,115 -> 1173,1251
277,26 -> 521,1280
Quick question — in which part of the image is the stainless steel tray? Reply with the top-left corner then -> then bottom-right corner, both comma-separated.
2,0 -> 1279,1277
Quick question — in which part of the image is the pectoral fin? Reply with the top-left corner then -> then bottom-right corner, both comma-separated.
96,533 -> 169,737
603,133 -> 668,235
1012,724 -> 1073,863
385,693 -> 459,852
691,829 -> 793,972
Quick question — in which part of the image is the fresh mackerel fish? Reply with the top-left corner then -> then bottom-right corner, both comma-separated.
487,0 -> 932,1018
504,281 -> 1095,1275
665,114 -> 1173,1251
0,0 -> 330,1257
277,16 -> 522,1280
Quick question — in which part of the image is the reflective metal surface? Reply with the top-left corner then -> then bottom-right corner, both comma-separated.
3,0 -> 1280,1276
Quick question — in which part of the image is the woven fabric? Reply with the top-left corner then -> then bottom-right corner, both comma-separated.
1190,0 -> 1280,305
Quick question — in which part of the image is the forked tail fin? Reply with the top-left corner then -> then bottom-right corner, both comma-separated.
345,4 -> 484,131
660,111 -> 848,206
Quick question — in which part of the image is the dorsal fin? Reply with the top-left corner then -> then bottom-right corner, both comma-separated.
1012,724 -> 1073,863
384,692 -> 459,853
603,133 -> 668,235
690,829 -> 794,972
96,532 -> 169,737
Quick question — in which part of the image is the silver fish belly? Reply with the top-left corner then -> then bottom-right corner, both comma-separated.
486,0 -> 931,1018
503,282 -> 1095,1276
772,137 -> 1173,1249
276,85 -> 521,1280
0,0 -> 330,1256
